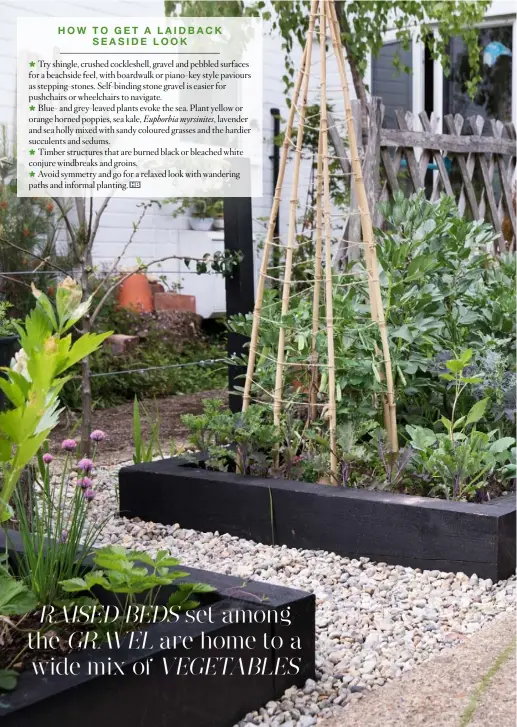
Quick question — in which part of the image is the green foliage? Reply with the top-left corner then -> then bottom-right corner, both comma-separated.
181,399 -> 342,482
375,193 -> 515,429
182,399 -> 281,475
226,194 -> 515,501
182,249 -> 243,277
0,573 -> 37,616
61,341 -> 227,410
467,349 -> 516,431
0,668 -> 19,692
132,397 -> 162,463
406,351 -> 515,499
231,193 -> 515,437
0,127 -> 71,309
0,570 -> 37,692
229,285 -> 381,425
60,545 -> 215,614
165,0 -> 244,18
58,297 -> 227,409
0,301 -> 20,337
164,1 -> 490,99
0,281 -> 112,520
166,197 -> 223,219
183,362 -> 514,499
274,103 -> 348,210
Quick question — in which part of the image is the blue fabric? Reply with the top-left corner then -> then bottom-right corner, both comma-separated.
483,41 -> 512,67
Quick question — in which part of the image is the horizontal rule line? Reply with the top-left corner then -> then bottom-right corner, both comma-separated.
59,52 -> 222,55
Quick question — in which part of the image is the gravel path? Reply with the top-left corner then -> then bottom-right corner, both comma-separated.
319,613 -> 516,727
86,464 -> 516,727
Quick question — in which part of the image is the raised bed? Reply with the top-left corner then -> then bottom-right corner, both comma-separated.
119,458 -> 516,581
0,529 -> 315,727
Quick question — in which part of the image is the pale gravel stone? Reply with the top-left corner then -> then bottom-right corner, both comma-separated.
319,613 -> 516,727
80,464 -> 516,727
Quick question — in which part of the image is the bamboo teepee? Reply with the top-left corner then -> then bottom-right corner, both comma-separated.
242,0 -> 398,483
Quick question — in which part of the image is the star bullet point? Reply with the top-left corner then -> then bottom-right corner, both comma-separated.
29,105 -> 35,111
29,171 -> 35,177
29,149 -> 36,156
29,61 -> 36,67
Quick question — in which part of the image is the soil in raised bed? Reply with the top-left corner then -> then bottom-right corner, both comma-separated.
1,586 -> 222,677
51,390 -> 227,465
0,612 -> 100,673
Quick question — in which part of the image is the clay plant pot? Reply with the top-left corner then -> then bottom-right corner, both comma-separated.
117,273 -> 153,313
154,292 -> 196,314
149,281 -> 165,303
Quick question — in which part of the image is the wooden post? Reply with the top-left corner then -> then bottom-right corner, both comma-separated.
270,107 -> 282,289
346,100 -> 362,263
363,98 -> 383,228
327,111 -> 351,177
328,109 -> 353,270
224,193 -> 255,413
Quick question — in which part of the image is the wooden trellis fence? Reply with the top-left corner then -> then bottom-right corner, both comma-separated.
334,99 -> 516,260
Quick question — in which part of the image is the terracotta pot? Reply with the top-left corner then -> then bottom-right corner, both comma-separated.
117,273 -> 153,313
154,292 -> 196,314
149,281 -> 165,294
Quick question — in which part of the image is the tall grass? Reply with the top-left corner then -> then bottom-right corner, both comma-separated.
132,397 -> 162,464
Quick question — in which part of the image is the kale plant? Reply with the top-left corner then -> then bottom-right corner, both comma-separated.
181,399 -> 281,476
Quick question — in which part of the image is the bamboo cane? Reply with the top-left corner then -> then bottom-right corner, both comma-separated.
309,126 -> 324,422
326,2 -> 378,320
241,41 -> 310,413
324,0 -> 381,385
320,1 -> 338,483
327,0 -> 399,452
272,0 -> 319,428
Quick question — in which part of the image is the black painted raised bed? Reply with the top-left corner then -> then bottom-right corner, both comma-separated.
119,458 -> 516,581
0,529 -> 315,727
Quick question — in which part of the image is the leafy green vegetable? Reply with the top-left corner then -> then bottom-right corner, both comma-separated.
60,546 -> 215,616
0,574 -> 37,615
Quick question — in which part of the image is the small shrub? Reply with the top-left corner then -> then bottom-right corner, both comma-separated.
59,297 -> 227,410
